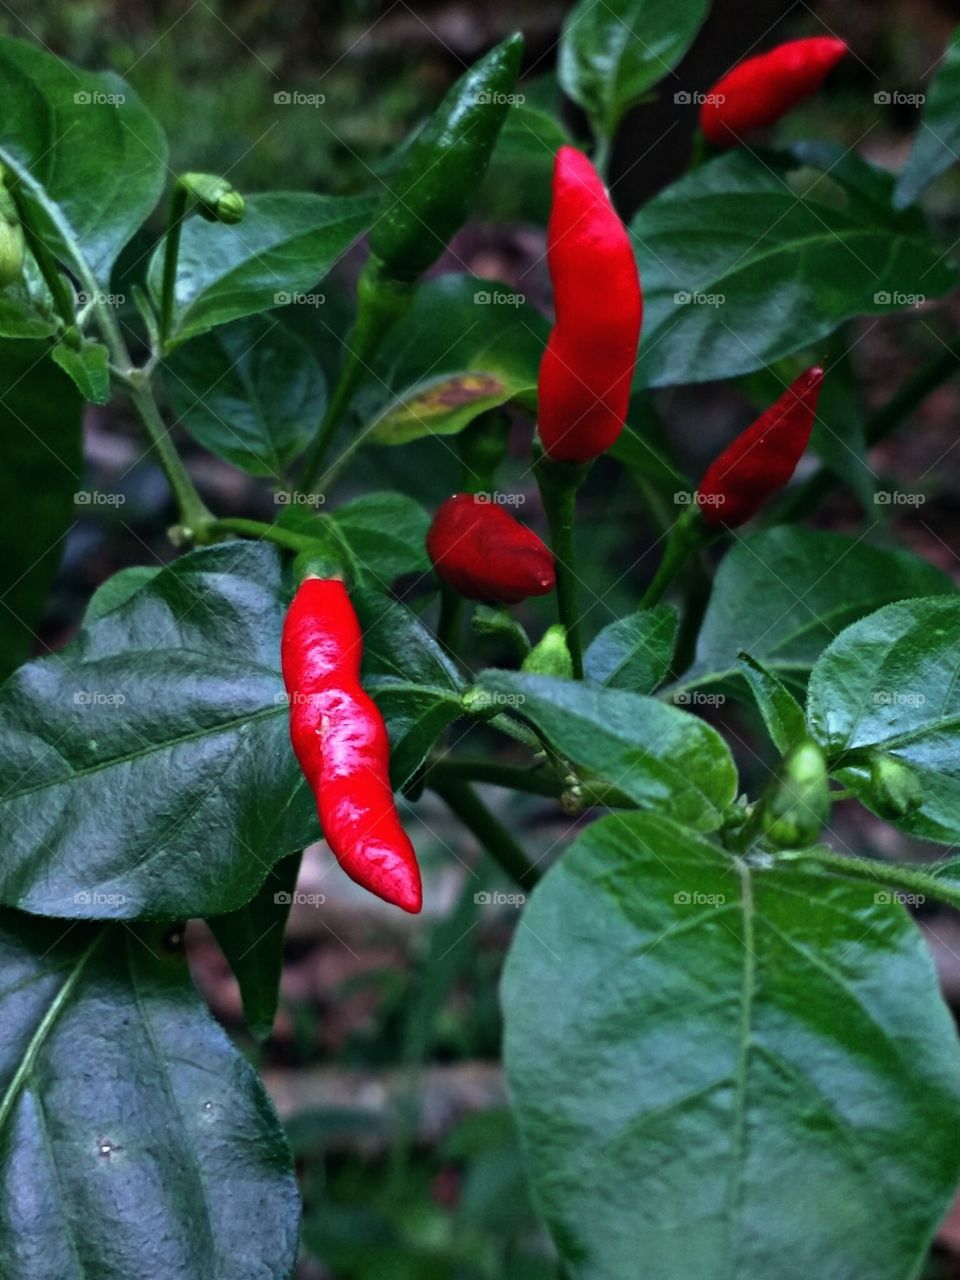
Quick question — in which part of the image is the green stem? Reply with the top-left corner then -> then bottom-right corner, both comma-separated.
159,183 -> 188,352
534,451 -> 589,679
127,386 -> 211,533
298,258 -> 414,493
780,846 -> 960,913
428,755 -> 616,809
774,335 -> 960,522
198,516 -> 322,555
638,507 -> 707,608
593,131 -> 613,183
436,585 -> 463,657
431,776 -> 540,887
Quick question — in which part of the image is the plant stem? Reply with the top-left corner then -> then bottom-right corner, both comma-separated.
430,776 -> 540,888
127,385 -> 211,533
774,335 -> 960,522
198,516 -> 322,554
428,755 -> 616,808
534,451 -> 589,679
158,183 -> 188,352
780,846 -> 960,913
298,259 -> 413,493
638,507 -> 708,608
11,199 -> 77,333
436,585 -> 463,657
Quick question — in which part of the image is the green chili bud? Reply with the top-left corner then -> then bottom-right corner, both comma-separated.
369,32 -> 523,281
868,753 -> 923,819
761,739 -> 831,849
522,625 -> 574,680
0,176 -> 25,288
179,173 -> 246,224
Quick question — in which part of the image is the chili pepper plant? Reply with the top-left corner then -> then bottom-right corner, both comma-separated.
2,5 -> 960,1278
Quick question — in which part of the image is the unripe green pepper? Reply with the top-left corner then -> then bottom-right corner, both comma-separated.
761,739 -> 831,849
369,33 -> 523,281
522,625 -> 573,679
0,177 -> 25,288
868,753 -> 923,819
179,173 -> 245,224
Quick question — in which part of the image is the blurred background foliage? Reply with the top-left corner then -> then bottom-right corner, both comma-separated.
6,0 -> 960,1275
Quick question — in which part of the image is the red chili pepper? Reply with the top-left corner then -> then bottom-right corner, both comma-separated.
426,493 -> 556,604
697,367 -> 824,528
537,146 -> 642,465
281,577 -> 422,913
700,37 -> 848,148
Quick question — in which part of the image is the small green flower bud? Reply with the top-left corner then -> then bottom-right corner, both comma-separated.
179,173 -> 246,224
868,753 -> 922,820
521,625 -> 573,679
762,739 -> 830,849
0,178 -> 25,288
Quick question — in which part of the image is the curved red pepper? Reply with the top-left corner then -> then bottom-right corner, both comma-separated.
282,577 -> 422,913
700,37 -> 848,148
537,146 -> 642,465
697,367 -> 824,528
426,493 -> 555,604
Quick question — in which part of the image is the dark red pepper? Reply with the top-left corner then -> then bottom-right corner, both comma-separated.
282,577 -> 422,913
700,37 -> 848,148
537,146 -> 642,465
426,493 -> 556,604
697,367 -> 824,528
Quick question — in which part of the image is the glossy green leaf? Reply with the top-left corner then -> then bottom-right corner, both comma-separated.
632,148 -> 958,388
0,910 -> 299,1278
51,338 -> 110,404
278,493 -> 432,589
476,671 -> 737,830
0,35 -> 166,286
0,277 -> 57,339
361,275 -> 548,445
163,316 -> 326,476
559,0 -> 709,138
503,813 -> 960,1280
682,527 -> 955,696
896,28 -> 960,207
0,339 -> 82,680
148,192 -> 376,347
737,652 -> 806,754
84,566 -> 161,623
0,541 -> 316,918
584,604 -> 676,693
807,596 -> 960,843
369,682 -> 464,791
357,590 -> 464,693
208,851 -> 302,1042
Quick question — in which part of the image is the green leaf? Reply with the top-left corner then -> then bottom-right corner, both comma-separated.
208,851 -> 302,1042
559,0 -> 709,139
683,527 -> 955,696
369,682 -> 464,792
0,910 -> 299,1278
357,590 -> 464,692
163,316 -> 326,477
472,605 -> 532,660
807,596 -> 960,843
0,338 -> 82,680
737,652 -> 806,754
0,35 -> 167,286
503,813 -> 960,1280
584,604 -> 676,693
476,671 -> 737,830
896,28 -> 960,207
632,148 -> 958,387
0,541 -> 318,919
148,192 -> 376,347
84,566 -> 161,623
0,277 -> 57,339
51,338 -> 110,404
278,493 -> 432,589
360,275 -> 548,445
